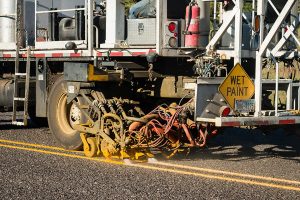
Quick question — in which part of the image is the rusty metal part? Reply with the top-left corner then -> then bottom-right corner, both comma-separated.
87,64 -> 122,82
72,88 -> 211,160
101,113 -> 124,142
123,115 -> 148,123
134,106 -> 145,116
80,134 -> 98,158
129,114 -> 159,131
113,98 -> 148,123
101,139 -> 117,158
128,99 -> 211,158
85,138 -> 98,157
159,77 -> 195,98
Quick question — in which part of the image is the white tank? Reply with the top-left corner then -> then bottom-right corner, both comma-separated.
0,0 -> 16,43
196,0 -> 210,47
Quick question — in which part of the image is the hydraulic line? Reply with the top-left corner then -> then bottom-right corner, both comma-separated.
78,92 -> 217,159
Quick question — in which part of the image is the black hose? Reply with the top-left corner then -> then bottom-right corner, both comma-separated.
75,5 -> 85,40
49,8 -> 58,41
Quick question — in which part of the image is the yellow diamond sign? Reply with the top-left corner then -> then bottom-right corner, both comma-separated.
219,63 -> 255,109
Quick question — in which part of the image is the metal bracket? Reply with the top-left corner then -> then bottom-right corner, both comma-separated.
66,82 -> 93,104
255,0 -> 297,116
35,58 -> 48,117
67,82 -> 81,104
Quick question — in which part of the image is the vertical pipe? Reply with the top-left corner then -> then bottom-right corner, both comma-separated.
257,0 -> 266,45
35,0 -> 37,43
271,55 -> 279,116
255,53 -> 263,117
298,87 -> 300,110
213,0 -> 217,29
88,0 -> 93,55
75,5 -> 79,40
75,5 -> 86,40
15,0 -> 18,46
196,0 -> 210,47
48,8 -> 58,41
286,81 -> 293,111
255,0 -> 266,117
80,6 -> 86,40
219,2 -> 223,23
104,0 -> 125,46
234,0 -> 243,64
156,0 -> 165,55
251,0 -> 256,49
283,49 -> 293,110
85,0 -> 88,44
275,62 -> 278,115
94,25 -> 99,48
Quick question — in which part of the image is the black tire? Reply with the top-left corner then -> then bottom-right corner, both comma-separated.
47,76 -> 83,150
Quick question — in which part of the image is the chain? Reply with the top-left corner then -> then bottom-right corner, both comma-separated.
148,63 -> 154,81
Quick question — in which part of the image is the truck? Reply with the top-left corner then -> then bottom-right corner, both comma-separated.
0,0 -> 299,159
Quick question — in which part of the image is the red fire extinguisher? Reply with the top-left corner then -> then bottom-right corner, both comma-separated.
185,1 -> 200,48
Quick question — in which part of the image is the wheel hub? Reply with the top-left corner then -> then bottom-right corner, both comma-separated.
70,103 -> 81,125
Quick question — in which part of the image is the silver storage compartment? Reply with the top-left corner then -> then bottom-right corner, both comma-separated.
127,18 -> 156,46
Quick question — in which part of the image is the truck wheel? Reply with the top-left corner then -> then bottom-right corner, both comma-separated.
47,76 -> 83,150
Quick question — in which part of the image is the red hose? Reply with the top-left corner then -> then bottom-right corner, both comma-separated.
182,124 -> 196,147
197,129 -> 207,147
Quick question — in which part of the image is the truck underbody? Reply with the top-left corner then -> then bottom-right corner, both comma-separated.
0,0 -> 299,159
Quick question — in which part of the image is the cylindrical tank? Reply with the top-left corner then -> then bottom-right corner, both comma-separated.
59,18 -> 76,41
185,5 -> 200,48
196,0 -> 210,47
0,0 -> 16,43
0,79 -> 14,109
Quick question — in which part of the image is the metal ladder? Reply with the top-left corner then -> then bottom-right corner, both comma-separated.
12,47 -> 31,126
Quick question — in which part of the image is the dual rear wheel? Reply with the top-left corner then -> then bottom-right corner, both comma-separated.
47,77 -> 83,150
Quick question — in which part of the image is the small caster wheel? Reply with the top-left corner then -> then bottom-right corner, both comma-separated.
83,138 -> 97,158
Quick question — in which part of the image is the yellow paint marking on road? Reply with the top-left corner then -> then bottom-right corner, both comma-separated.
129,163 -> 300,192
0,143 -> 300,192
2,139 -> 299,186
0,139 -> 67,151
149,161 -> 300,186
0,143 -> 123,165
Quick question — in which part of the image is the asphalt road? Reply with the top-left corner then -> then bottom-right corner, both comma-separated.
0,112 -> 299,200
